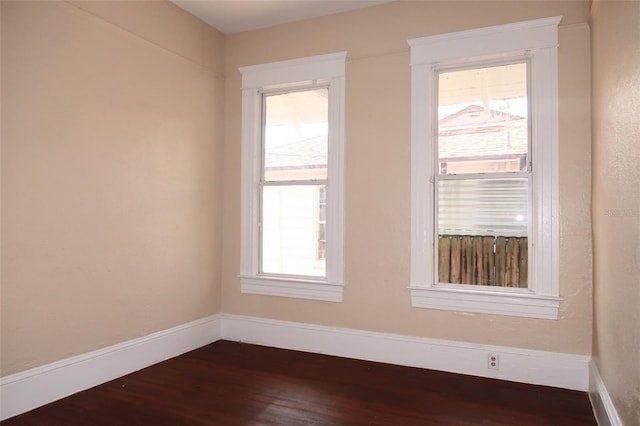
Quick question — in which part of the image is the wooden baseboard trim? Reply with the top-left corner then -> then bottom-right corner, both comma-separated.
0,314 -> 222,421
1,313 -> 593,421
220,314 -> 590,391
589,360 -> 623,426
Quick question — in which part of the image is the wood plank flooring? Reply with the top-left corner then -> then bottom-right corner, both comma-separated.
3,340 -> 597,425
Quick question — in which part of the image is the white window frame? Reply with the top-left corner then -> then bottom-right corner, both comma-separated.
408,17 -> 562,319
239,52 -> 346,302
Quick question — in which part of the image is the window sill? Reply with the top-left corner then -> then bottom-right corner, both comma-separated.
240,275 -> 344,302
409,286 -> 560,319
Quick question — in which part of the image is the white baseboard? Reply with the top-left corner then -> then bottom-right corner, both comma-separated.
589,360 -> 623,426
1,312 -> 593,421
0,314 -> 222,421
220,314 -> 590,392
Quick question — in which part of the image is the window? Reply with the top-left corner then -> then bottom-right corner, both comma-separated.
437,62 -> 530,287
408,17 -> 562,319
261,88 -> 328,278
239,52 -> 346,302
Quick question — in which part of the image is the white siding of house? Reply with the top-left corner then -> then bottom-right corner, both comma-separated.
262,185 -> 325,277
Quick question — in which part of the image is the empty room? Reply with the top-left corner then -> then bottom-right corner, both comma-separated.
1,0 -> 638,424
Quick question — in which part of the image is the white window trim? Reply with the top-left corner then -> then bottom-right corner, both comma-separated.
408,17 -> 562,319
239,52 -> 346,302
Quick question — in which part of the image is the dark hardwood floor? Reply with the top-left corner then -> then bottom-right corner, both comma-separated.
3,340 -> 596,425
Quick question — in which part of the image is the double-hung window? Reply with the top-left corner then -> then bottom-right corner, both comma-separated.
239,52 -> 346,302
408,17 -> 562,319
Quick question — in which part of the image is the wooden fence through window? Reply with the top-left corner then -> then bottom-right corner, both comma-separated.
438,235 -> 528,287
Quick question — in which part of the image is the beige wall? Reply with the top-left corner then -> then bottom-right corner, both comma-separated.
1,0 -> 597,381
590,0 -> 640,424
1,1 -> 225,375
222,1 -> 593,354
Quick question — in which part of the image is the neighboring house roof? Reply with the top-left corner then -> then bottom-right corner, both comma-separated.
264,105 -> 527,169
265,135 -> 327,170
439,119 -> 527,160
439,104 -> 527,160
440,104 -> 524,129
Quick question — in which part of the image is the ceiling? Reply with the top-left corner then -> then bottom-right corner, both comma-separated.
171,0 -> 392,34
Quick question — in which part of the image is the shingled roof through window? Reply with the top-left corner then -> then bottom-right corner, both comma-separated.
264,105 -> 527,170
439,104 -> 528,160
265,135 -> 327,170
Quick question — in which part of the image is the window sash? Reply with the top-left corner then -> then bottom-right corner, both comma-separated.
259,180 -> 328,279
259,85 -> 330,280
432,58 -> 532,290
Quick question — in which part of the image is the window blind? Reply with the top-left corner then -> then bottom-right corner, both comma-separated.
437,178 -> 528,237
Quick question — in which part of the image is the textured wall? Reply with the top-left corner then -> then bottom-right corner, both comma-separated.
1,1 -> 225,375
1,0 -> 598,381
222,1 -> 593,354
590,0 -> 640,424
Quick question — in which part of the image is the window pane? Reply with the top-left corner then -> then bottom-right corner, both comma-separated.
264,89 -> 328,181
438,63 -> 528,175
262,185 -> 326,277
437,178 -> 528,287
438,178 -> 528,236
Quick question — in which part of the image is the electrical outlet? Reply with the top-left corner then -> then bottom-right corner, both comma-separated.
488,353 -> 499,370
